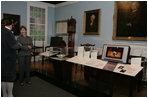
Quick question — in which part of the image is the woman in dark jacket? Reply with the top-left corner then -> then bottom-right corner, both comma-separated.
1,18 -> 21,97
17,26 -> 33,86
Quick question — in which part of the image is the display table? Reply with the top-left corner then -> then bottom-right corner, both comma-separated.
39,51 -> 58,57
39,52 -> 143,96
39,50 -> 59,64
67,56 -> 143,96
67,56 -> 143,77
50,57 -> 72,84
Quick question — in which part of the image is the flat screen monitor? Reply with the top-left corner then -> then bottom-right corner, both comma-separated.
50,37 -> 63,47
101,44 -> 130,63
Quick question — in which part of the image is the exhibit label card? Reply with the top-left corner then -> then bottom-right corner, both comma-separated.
77,46 -> 84,57
131,58 -> 142,66
91,50 -> 98,59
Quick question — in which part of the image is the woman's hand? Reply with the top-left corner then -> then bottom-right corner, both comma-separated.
27,45 -> 32,49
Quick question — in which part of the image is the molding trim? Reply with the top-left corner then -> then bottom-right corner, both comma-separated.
26,1 -> 55,8
26,1 -> 80,8
55,1 -> 80,7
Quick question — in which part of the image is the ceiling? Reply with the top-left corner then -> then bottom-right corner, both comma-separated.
41,1 -> 66,5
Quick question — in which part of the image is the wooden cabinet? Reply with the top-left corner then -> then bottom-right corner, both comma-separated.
67,17 -> 76,57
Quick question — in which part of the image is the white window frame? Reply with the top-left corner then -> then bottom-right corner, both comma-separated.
27,1 -> 48,46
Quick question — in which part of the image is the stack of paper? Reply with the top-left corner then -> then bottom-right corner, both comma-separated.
67,56 -> 90,65
67,56 -> 107,70
39,51 -> 58,57
84,59 -> 107,69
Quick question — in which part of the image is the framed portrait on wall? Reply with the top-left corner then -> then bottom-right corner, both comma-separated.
83,9 -> 101,35
3,13 -> 20,35
113,1 -> 147,41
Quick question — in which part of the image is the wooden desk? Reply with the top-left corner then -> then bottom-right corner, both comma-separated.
39,52 -> 143,96
50,57 -> 72,83
67,56 -> 143,96
84,65 -> 143,96
39,50 -> 61,65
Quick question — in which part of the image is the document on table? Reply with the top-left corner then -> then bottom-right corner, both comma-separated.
67,56 -> 89,65
39,51 -> 58,57
67,56 -> 107,70
50,57 -> 70,61
114,64 -> 143,77
103,62 -> 118,71
84,59 -> 107,69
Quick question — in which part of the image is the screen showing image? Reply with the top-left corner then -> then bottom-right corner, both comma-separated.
106,47 -> 124,59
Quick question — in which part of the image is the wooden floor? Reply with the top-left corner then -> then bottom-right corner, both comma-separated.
28,60 -> 147,97
14,76 -> 76,97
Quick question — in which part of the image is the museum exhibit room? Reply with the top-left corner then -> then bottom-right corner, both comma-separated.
1,1 -> 147,97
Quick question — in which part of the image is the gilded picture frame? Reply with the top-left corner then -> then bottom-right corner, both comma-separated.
113,1 -> 147,41
83,9 -> 101,35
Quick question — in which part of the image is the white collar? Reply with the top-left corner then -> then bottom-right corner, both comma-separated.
5,26 -> 11,30
5,26 -> 14,34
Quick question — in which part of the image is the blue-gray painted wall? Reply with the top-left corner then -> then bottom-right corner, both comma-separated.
55,1 -> 147,48
47,6 -> 55,44
1,1 -> 27,27
1,1 -> 55,44
1,1 -> 147,47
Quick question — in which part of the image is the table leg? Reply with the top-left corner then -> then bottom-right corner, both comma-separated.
129,77 -> 136,97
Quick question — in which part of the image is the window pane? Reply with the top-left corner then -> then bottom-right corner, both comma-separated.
29,6 -> 46,41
